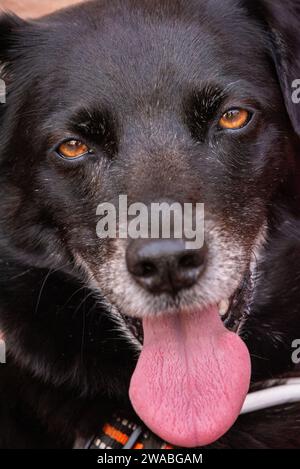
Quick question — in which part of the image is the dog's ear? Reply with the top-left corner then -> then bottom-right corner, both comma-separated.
255,0 -> 300,136
0,14 -> 30,104
0,13 -> 28,63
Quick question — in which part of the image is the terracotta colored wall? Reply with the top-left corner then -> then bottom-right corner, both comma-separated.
0,0 -> 85,18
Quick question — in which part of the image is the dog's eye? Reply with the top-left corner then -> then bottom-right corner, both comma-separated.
218,109 -> 251,130
57,140 -> 91,159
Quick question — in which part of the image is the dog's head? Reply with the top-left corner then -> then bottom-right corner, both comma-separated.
0,0 -> 299,447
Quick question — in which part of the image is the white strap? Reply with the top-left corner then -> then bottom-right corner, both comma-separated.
241,379 -> 300,414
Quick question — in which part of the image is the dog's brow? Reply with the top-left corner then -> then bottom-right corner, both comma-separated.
70,109 -> 110,135
69,108 -> 118,156
184,85 -> 225,140
191,85 -> 225,116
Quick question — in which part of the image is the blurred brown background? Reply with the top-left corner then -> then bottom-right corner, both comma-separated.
0,0 -> 85,18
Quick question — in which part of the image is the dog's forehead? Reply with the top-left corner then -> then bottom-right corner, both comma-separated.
41,0 -> 269,107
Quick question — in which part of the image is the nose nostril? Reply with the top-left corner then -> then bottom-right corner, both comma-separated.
178,253 -> 203,270
137,261 -> 158,278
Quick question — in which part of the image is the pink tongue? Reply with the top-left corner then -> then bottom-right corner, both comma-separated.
129,306 -> 251,447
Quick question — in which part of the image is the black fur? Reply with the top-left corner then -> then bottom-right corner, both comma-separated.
0,0 -> 300,448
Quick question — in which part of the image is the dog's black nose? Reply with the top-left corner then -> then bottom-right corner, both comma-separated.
126,239 -> 206,294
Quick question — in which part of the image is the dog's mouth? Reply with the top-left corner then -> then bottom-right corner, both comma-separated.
123,297 -> 241,345
120,271 -> 253,448
123,270 -> 253,344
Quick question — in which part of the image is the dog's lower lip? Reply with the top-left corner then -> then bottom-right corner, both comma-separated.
224,270 -> 254,333
122,314 -> 144,343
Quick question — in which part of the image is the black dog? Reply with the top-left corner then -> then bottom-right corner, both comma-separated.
0,0 -> 300,448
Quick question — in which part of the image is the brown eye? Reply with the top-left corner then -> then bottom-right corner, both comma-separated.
57,140 -> 90,159
219,109 -> 251,130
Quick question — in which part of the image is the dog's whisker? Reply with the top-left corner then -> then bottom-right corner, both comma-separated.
34,261 -> 74,315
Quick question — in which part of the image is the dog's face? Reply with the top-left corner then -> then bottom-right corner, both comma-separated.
0,0 -> 297,320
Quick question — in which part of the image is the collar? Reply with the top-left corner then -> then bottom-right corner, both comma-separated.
74,416 -> 174,450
